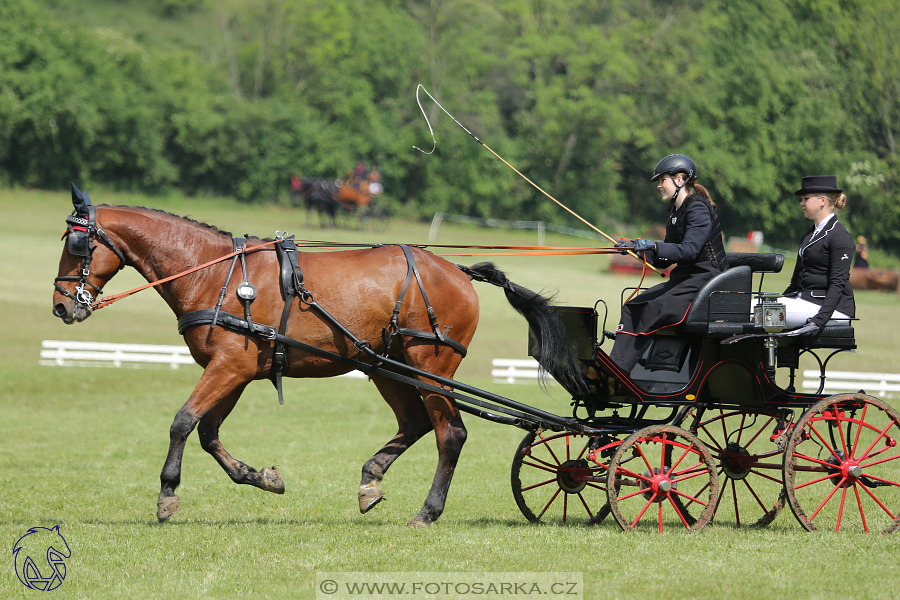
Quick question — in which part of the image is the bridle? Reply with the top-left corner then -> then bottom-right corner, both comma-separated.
55,204 -> 126,312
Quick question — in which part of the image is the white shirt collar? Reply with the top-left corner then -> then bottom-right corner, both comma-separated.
813,212 -> 835,235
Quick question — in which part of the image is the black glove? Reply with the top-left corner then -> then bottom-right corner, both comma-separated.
614,238 -> 657,256
786,320 -> 821,337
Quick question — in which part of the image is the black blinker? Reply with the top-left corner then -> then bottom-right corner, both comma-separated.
67,230 -> 91,257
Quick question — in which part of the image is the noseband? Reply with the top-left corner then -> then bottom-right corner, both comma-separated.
55,204 -> 126,311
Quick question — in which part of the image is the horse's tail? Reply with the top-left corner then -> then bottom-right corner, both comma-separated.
457,262 -> 588,397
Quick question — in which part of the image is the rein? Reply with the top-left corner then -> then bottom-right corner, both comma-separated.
89,239 -> 644,309
91,239 -> 281,311
58,205 -> 650,313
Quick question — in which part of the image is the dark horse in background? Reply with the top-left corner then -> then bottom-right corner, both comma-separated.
291,177 -> 344,227
52,187 -> 584,527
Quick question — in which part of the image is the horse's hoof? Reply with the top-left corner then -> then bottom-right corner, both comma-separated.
157,495 -> 180,523
260,466 -> 285,494
358,483 -> 384,513
407,518 -> 432,528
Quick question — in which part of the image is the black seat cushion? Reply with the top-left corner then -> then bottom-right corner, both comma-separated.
725,252 -> 784,273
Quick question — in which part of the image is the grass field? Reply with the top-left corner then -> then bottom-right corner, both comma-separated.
2,187 -> 900,599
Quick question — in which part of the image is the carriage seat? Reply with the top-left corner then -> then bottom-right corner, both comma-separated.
680,265 -> 753,336
679,253 -> 784,337
724,252 -> 784,274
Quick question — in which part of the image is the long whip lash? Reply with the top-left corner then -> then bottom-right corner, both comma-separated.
413,84 -> 662,276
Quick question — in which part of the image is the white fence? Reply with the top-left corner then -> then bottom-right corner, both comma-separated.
40,340 -> 367,378
491,358 -> 546,384
802,370 -> 900,398
41,340 -> 196,369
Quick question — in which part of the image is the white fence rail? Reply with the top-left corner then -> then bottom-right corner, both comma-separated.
802,370 -> 900,398
491,358 -> 547,384
41,340 -> 197,369
40,340 -> 367,378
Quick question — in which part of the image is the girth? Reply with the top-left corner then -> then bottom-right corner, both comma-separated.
177,241 -> 467,405
383,245 -> 468,358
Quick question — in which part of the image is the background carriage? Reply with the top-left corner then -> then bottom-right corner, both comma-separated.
290,168 -> 389,228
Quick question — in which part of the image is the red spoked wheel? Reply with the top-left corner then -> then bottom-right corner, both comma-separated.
679,408 -> 787,527
783,393 -> 900,533
607,425 -> 719,532
511,430 -> 618,525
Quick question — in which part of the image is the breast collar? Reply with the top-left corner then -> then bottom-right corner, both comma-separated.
799,216 -> 838,257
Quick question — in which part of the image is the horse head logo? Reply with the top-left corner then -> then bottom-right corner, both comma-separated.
12,525 -> 71,591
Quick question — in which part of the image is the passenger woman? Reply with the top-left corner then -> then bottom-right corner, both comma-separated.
778,175 -> 855,330
609,154 -> 728,375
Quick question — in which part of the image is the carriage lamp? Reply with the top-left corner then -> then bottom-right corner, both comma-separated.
754,294 -> 786,372
754,295 -> 786,333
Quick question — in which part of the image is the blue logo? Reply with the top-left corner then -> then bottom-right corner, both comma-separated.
12,525 -> 71,591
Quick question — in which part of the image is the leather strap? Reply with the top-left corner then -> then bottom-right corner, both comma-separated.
176,308 -> 569,430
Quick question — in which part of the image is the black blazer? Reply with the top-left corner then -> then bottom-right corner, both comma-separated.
784,217 -> 856,327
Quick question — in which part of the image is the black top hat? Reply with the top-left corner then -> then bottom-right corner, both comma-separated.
794,175 -> 842,196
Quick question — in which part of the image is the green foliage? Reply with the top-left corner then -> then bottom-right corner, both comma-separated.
4,0 -> 900,254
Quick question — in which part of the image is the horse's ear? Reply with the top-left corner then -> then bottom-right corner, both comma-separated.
70,182 -> 91,215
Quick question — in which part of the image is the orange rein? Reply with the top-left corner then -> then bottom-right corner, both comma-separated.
89,239 -> 652,311
91,239 -> 280,311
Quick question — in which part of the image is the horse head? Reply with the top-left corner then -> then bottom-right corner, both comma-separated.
52,184 -> 126,324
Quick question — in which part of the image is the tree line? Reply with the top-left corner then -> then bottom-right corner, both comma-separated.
2,0 -> 898,253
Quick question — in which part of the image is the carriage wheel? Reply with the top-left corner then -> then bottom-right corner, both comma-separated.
676,408 -> 787,528
510,430 -> 617,525
607,425 -> 719,532
783,393 -> 900,534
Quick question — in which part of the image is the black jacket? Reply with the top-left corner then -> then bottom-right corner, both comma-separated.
784,217 -> 856,327
618,194 -> 728,334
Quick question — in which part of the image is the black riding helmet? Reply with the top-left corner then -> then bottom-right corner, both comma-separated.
651,154 -> 696,202
650,154 -> 696,182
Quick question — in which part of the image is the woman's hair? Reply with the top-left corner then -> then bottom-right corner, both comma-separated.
825,192 -> 847,211
688,181 -> 717,209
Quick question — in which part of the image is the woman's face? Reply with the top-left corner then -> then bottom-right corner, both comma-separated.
656,174 -> 684,200
799,193 -> 829,222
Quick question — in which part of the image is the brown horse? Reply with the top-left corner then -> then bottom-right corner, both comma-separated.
52,191 -> 582,527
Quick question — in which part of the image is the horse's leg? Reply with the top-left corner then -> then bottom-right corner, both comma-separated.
157,363 -> 253,523
403,347 -> 469,528
407,387 -> 467,527
197,394 -> 285,495
358,375 -> 434,513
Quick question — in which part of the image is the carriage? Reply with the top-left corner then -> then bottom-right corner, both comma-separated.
510,252 -> 896,533
291,171 -> 388,228
52,184 -> 899,534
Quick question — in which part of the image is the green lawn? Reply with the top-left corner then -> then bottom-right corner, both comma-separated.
2,188 -> 900,599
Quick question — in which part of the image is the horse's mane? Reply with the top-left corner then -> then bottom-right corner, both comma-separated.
105,204 -> 238,239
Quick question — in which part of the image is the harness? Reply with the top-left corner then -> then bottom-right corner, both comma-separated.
176,237 -> 468,405
55,199 -> 126,311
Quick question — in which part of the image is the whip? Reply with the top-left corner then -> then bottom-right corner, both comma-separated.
412,84 -> 663,276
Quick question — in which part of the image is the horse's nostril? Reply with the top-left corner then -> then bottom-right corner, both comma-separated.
53,304 -> 67,318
